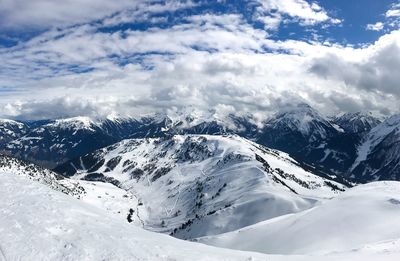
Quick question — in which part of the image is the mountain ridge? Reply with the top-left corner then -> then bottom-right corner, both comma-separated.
1,104 -> 397,182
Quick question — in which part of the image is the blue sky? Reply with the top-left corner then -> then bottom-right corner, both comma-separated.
0,0 -> 397,46
0,0 -> 399,120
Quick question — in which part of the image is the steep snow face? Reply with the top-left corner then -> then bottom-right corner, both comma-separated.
55,135 -> 347,239
351,115 -> 400,181
0,171 -> 269,261
0,119 -> 28,147
332,112 -> 381,133
197,181 -> 400,255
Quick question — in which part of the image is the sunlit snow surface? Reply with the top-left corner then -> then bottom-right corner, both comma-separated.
0,172 -> 266,261
198,181 -> 400,255
1,172 -> 400,260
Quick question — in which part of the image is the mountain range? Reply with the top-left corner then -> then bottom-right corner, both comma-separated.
1,103 -> 398,182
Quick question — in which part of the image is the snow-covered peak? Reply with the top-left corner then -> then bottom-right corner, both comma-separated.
276,103 -> 326,123
0,119 -> 27,133
0,118 -> 25,126
265,103 -> 336,140
332,112 -> 381,133
168,108 -> 215,128
0,119 -> 28,145
104,114 -> 136,123
49,116 -> 98,131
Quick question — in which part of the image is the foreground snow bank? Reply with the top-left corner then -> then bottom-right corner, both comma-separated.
0,172 -> 266,261
1,172 -> 399,261
197,181 -> 400,255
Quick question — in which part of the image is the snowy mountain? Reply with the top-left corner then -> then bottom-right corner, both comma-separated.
0,119 -> 28,147
259,103 -> 339,144
332,112 -> 381,133
0,105 -> 397,183
255,103 -> 360,176
197,181 -> 400,255
0,114 -> 257,169
2,117 -> 118,168
350,115 -> 400,181
55,134 -> 347,239
166,109 -> 259,137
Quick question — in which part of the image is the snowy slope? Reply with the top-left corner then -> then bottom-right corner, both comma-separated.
197,181 -> 400,255
0,155 -> 143,225
55,134 -> 347,239
0,155 -> 80,196
0,171 -> 269,261
1,169 -> 399,261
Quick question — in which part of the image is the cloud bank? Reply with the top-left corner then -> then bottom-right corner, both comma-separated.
0,1 -> 399,120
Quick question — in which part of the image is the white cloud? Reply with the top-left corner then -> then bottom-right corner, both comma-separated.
366,22 -> 384,31
0,0 -> 194,30
255,0 -> 341,28
255,13 -> 282,30
384,2 -> 400,29
386,4 -> 400,18
0,1 -> 399,121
